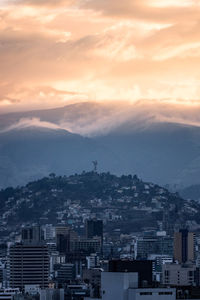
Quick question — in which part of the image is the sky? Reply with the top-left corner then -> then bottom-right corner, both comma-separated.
1,0 -> 200,113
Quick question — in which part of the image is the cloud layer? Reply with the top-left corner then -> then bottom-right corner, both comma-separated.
1,0 -> 200,113
2,101 -> 200,138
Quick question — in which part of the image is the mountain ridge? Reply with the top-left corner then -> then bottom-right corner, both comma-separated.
1,102 -> 200,188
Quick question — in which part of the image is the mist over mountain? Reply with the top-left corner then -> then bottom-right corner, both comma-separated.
0,126 -> 120,188
1,101 -> 200,188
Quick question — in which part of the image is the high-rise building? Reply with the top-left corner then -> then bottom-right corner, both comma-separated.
0,244 -> 7,259
86,219 -> 103,241
21,225 -> 42,243
56,226 -> 78,254
8,243 -> 49,289
56,234 -> 70,254
174,229 -> 195,263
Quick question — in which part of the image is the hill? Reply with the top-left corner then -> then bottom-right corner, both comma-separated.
0,172 -> 200,241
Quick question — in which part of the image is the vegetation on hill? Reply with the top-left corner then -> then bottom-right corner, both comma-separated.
0,172 -> 200,240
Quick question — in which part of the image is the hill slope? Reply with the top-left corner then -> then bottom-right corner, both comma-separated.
1,172 -> 200,240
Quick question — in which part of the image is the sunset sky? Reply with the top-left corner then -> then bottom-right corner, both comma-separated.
1,0 -> 200,113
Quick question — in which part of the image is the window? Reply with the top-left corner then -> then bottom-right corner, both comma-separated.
140,292 -> 152,295
164,270 -> 169,276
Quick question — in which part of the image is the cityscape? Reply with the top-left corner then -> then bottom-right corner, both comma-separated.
0,172 -> 200,299
1,0 -> 200,299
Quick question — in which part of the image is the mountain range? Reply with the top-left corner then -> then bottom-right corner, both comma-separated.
1,102 -> 200,189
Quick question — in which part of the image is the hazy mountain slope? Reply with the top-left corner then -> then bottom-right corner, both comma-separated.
179,185 -> 200,201
1,103 -> 200,188
0,127 -> 120,188
95,122 -> 200,186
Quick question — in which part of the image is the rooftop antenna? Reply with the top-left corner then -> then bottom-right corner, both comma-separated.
92,160 -> 98,173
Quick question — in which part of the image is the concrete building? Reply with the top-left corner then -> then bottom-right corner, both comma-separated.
56,227 -> 78,254
49,252 -> 65,274
55,263 -> 75,283
21,225 -> 42,243
83,268 -> 102,298
148,254 -> 173,282
0,288 -> 20,300
86,220 -> 103,241
137,236 -> 173,259
47,243 -> 57,254
40,289 -> 64,300
73,237 -> 101,255
174,229 -> 195,263
0,259 -> 7,288
55,226 -> 70,236
8,243 -> 49,289
0,245 -> 7,260
86,254 -> 100,269
162,263 -> 199,286
42,225 -> 55,241
101,272 -> 138,300
24,285 -> 40,295
66,284 -> 89,298
101,272 -> 175,300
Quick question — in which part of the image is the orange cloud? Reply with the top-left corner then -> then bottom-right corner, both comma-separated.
0,0 -> 200,113
11,0 -> 74,7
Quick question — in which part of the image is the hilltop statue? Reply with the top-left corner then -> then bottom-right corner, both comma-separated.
92,160 -> 98,172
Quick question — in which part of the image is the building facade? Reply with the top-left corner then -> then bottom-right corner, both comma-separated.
8,243 -> 49,289
162,263 -> 199,286
86,220 -> 103,241
174,229 -> 195,263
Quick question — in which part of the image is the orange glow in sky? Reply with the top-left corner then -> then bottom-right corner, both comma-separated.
1,0 -> 200,112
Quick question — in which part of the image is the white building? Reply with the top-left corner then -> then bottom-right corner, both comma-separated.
42,225 -> 55,240
86,254 -> 100,269
40,289 -> 64,300
24,285 -> 40,295
148,254 -> 173,282
102,272 -> 138,300
49,252 -> 65,274
101,272 -> 176,300
162,263 -> 197,286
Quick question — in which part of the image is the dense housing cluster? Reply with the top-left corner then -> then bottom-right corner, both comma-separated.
0,173 -> 200,299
